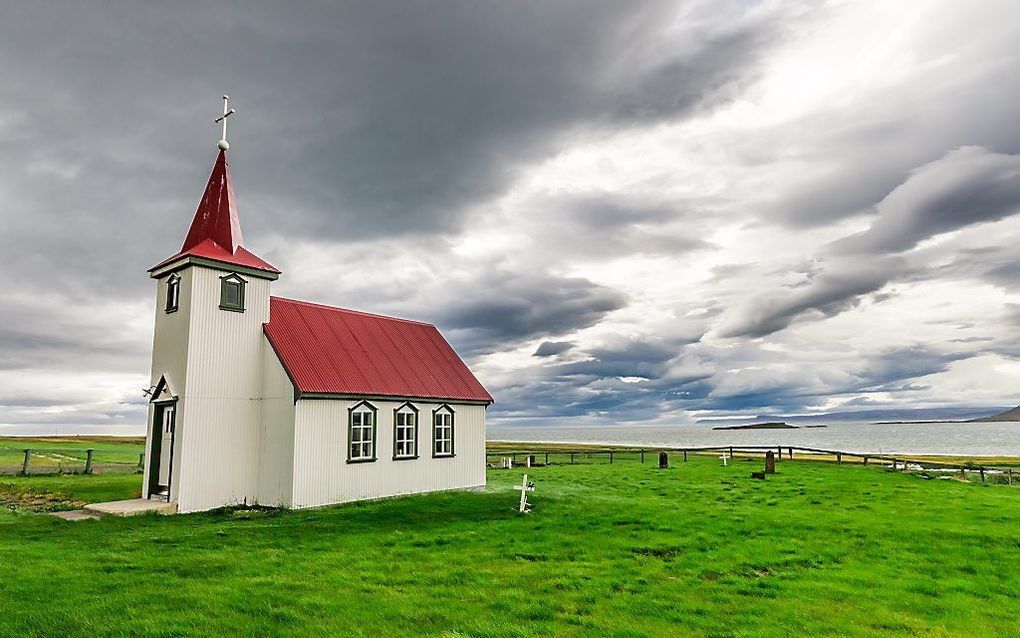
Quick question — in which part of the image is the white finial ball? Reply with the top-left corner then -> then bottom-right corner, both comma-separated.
217,139 -> 230,151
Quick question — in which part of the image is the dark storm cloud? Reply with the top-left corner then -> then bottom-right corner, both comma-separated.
719,146 -> 1020,342
555,339 -> 680,380
833,147 -> 1020,255
0,304 -> 148,372
717,257 -> 907,339
533,342 -> 575,358
435,272 -> 627,356
854,346 -> 963,391
0,1 -> 791,429
527,194 -> 714,259
0,0 -> 785,254
766,33 -> 1020,230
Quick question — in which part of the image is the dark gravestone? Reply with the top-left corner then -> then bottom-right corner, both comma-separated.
658,451 -> 669,469
765,450 -> 776,474
751,471 -> 767,480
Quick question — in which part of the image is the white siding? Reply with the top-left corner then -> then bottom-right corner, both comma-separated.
291,399 -> 486,509
257,341 -> 295,507
144,269 -> 194,499
171,265 -> 271,513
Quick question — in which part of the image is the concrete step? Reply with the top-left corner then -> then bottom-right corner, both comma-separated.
84,498 -> 177,517
49,509 -> 102,521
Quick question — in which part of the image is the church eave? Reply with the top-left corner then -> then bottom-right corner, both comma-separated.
149,254 -> 281,280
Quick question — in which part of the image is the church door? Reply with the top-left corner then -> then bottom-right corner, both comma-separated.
149,402 -> 176,499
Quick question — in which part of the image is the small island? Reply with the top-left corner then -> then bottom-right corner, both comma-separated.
712,421 -> 798,431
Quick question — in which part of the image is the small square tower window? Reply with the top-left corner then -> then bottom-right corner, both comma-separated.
165,274 -> 180,313
219,273 -> 246,312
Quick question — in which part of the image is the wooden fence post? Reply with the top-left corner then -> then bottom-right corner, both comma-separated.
21,449 -> 31,475
544,452 -> 549,466
138,452 -> 145,467
1008,469 -> 1013,486
683,450 -> 688,462
789,447 -> 793,460
640,449 -> 645,464
570,452 -> 575,464
85,449 -> 95,475
980,468 -> 985,484
863,456 -> 868,466
836,453 -> 842,465
776,445 -> 782,462
729,446 -> 734,459
609,450 -> 614,464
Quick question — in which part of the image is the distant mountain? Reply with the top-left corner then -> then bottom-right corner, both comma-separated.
697,406 -> 1011,426
969,405 -> 1020,422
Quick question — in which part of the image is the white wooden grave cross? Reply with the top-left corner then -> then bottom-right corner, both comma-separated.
720,453 -> 729,467
514,474 -> 536,513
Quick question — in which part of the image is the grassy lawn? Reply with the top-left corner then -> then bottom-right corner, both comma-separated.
0,456 -> 1018,637
0,473 -> 143,511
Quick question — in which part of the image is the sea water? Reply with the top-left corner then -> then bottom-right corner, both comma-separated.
487,421 -> 1020,456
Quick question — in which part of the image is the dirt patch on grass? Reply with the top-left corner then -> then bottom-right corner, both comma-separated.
0,484 -> 86,512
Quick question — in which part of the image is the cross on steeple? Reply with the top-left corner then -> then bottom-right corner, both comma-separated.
215,95 -> 236,151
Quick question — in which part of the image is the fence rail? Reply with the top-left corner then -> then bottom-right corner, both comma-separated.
485,445 -> 1017,485
0,447 -> 144,476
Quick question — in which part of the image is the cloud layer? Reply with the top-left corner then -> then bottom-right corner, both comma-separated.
3,1 -> 1020,432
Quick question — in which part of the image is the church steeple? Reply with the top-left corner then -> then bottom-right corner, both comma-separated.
149,96 -> 279,277
181,150 -> 244,254
149,151 -> 279,277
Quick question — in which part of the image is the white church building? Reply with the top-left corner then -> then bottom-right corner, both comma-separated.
143,138 -> 492,513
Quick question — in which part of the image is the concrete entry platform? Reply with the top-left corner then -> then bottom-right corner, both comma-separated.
84,499 -> 177,517
50,509 -> 101,522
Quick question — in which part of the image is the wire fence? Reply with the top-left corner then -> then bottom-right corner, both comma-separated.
485,445 -> 1019,485
0,447 -> 144,476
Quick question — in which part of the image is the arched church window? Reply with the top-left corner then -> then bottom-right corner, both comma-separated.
393,402 -> 418,460
219,273 -> 246,312
433,405 -> 455,457
348,401 -> 378,462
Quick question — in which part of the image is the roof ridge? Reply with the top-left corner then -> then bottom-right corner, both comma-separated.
270,296 -> 434,327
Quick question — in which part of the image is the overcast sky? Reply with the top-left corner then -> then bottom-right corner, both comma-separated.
2,1 -> 1020,434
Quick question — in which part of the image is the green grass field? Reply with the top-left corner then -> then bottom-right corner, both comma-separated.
0,455 -> 1017,637
0,437 -> 145,474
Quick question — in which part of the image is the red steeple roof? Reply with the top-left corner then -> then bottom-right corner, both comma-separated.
149,150 -> 280,274
183,150 -> 243,253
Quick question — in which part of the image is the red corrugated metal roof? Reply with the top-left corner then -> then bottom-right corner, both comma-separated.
264,297 -> 493,404
149,150 -> 280,274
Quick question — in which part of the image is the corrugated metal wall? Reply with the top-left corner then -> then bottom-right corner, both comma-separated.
291,399 -> 486,508
173,266 -> 272,513
257,341 -> 295,507
145,269 -> 194,499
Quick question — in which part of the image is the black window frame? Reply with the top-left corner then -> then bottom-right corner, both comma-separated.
219,273 -> 247,313
432,404 -> 455,458
347,400 -> 378,463
392,402 -> 419,460
164,273 -> 180,313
